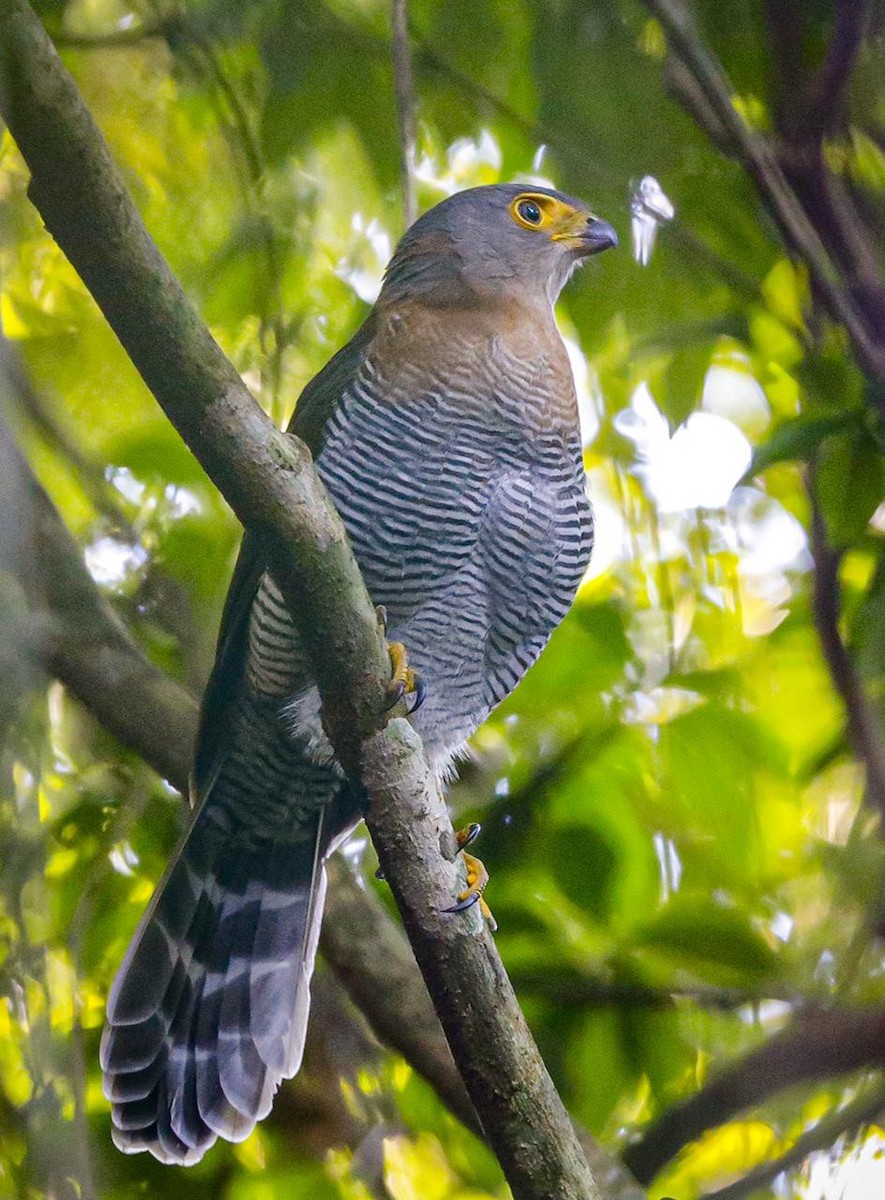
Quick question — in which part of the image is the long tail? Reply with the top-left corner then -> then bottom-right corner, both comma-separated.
100,806 -> 327,1164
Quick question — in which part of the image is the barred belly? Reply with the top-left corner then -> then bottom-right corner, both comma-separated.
315,365 -> 593,763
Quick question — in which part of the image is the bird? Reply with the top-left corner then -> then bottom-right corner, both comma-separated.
101,182 -> 617,1163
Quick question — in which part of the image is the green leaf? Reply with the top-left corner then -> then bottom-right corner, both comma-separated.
637,895 -> 779,979
104,420 -> 214,488
545,824 -> 618,922
748,410 -> 864,477
567,1008 -> 636,1130
816,429 -> 885,545
653,345 -> 712,431
658,702 -> 782,886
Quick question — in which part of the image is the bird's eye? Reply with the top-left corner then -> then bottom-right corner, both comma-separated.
509,192 -> 560,231
517,200 -> 542,225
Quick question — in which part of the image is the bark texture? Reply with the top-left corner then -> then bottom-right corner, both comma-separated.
0,4 -> 603,1195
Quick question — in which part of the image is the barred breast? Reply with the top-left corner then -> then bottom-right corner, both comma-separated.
315,309 -> 593,766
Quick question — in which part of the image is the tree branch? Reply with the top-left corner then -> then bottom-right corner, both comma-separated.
622,1006 -> 885,1184
762,1 -> 885,343
802,0 -> 871,147
699,1084 -> 885,1200
390,0 -> 417,229
508,968 -> 805,1011
1,389 -> 486,1130
809,486 -> 885,828
0,5 -> 601,1195
0,418 -> 200,788
641,0 -> 885,389
1,423 -> 640,1196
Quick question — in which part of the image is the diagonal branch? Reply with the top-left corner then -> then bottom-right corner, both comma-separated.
801,0 -> 871,147
0,4 -> 601,1196
0,415 -> 200,787
700,1084 -> 885,1200
809,486 -> 885,827
622,1006 -> 885,1185
762,0 -> 870,151
762,0 -> 884,336
0,384 -> 481,1136
390,0 -> 418,229
641,0 -> 885,388
2,399 -> 645,1196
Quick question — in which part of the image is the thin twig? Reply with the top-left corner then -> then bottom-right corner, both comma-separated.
700,1085 -> 885,1200
55,11 -> 764,306
623,1007 -> 885,1185
803,0 -> 872,146
415,41 -> 609,182
184,32 -> 289,422
809,479 -> 885,825
391,0 -> 417,229
641,0 -> 885,385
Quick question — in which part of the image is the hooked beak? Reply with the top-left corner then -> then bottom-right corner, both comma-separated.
552,212 -> 619,257
577,216 -> 618,257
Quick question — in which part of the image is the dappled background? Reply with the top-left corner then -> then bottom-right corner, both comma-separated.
1,1 -> 884,1197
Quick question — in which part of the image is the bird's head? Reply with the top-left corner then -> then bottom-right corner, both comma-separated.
379,183 -> 618,310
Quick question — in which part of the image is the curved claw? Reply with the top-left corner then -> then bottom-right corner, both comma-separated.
386,641 -> 427,714
442,842 -> 496,928
456,822 -> 481,851
407,673 -> 427,715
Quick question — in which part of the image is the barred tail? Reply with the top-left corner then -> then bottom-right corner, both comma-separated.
100,809 -> 326,1164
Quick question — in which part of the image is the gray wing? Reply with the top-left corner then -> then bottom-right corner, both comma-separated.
193,313 -> 376,802
102,320 -> 376,1164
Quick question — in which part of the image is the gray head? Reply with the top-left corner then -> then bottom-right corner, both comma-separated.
379,183 -> 617,310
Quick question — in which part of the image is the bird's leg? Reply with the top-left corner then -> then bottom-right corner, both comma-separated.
444,823 -> 497,931
384,639 -> 426,715
377,605 -> 426,714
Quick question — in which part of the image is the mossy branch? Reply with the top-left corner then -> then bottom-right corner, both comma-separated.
0,3 -> 604,1196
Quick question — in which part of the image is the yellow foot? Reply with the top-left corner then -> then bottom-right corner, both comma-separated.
385,640 -> 426,715
444,823 -> 497,931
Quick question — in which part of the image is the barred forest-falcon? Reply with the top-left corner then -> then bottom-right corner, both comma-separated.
101,183 -> 618,1162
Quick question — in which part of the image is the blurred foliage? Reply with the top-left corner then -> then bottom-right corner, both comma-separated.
1,1 -> 884,1198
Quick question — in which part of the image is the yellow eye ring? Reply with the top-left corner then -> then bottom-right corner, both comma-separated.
509,192 -> 557,231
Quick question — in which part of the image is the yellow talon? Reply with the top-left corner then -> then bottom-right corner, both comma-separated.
388,640 -> 414,691
385,641 -> 426,713
445,826 -> 497,931
460,851 -> 487,895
